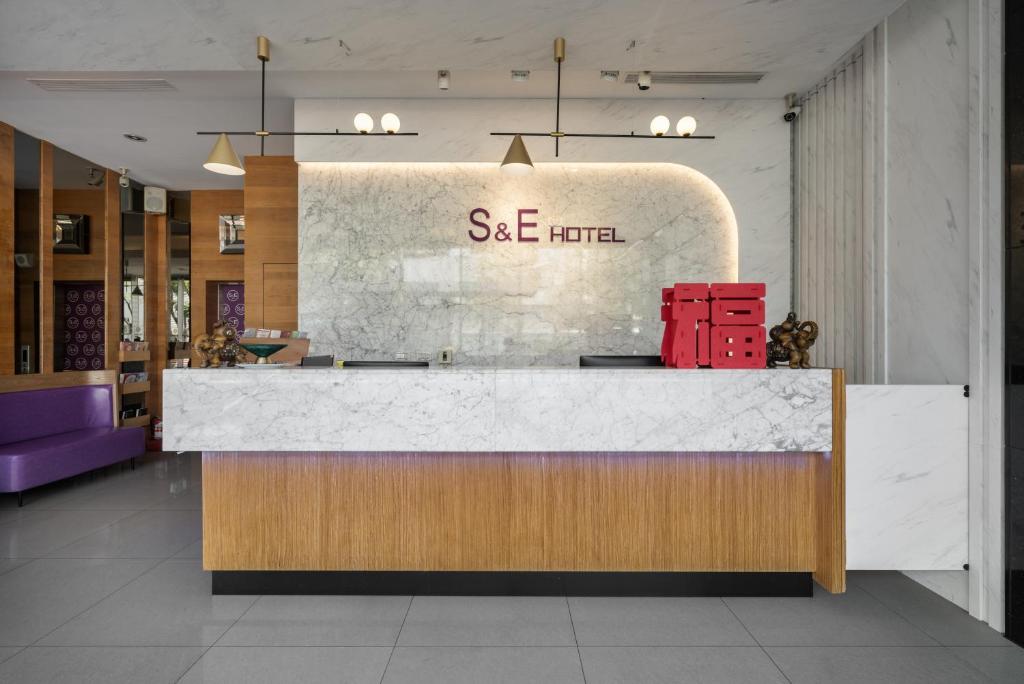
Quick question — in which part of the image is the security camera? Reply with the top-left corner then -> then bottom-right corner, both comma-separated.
118,168 -> 130,188
783,93 -> 801,123
637,71 -> 652,91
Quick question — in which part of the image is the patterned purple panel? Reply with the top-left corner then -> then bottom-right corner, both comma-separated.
218,283 -> 245,333
62,283 -> 105,371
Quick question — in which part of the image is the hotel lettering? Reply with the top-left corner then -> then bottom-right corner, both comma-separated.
468,207 -> 625,244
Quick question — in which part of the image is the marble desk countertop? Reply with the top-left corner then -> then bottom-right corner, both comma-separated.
163,367 -> 834,453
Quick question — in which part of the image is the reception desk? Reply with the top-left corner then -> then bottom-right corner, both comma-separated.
164,367 -> 845,596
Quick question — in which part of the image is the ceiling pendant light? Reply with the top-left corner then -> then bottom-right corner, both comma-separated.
676,115 -> 697,137
381,113 -> 401,134
500,134 -> 534,176
203,133 -> 245,176
197,35 -> 418,172
650,115 -> 670,136
490,37 -> 714,158
354,113 -> 374,133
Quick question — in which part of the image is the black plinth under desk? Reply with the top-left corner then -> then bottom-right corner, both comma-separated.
212,570 -> 812,597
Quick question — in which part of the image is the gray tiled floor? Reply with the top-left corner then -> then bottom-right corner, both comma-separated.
0,451 -> 1020,683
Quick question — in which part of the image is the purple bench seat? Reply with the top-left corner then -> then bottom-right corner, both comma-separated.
0,383 -> 145,504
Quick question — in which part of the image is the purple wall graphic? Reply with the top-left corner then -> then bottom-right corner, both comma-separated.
218,283 -> 245,333
61,283 -> 105,371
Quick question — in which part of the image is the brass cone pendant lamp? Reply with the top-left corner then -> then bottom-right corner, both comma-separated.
198,35 -> 418,175
500,134 -> 534,176
203,133 -> 245,176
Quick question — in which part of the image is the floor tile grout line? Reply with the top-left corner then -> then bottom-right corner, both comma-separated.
565,595 -> 587,684
720,597 -> 793,684
24,555 -> 170,648
843,582 -> 946,647
4,507 -> 153,560
175,587 -> 263,683
378,594 -> 415,684
941,645 -> 1006,684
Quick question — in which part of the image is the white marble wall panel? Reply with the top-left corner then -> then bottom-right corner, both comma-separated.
846,385 -> 968,569
299,163 -> 738,367
294,98 -> 791,326
883,0 -> 970,384
163,368 -> 834,453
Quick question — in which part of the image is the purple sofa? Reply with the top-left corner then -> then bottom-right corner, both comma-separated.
0,384 -> 145,506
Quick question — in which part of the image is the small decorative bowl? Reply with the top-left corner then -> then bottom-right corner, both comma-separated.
239,343 -> 288,364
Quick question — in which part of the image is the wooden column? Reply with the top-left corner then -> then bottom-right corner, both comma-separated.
103,170 -> 121,370
0,123 -> 13,374
37,141 -> 53,374
243,156 -> 298,331
144,213 -> 168,419
813,368 -> 847,593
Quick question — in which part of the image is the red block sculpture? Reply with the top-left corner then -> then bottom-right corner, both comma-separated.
660,282 -> 767,369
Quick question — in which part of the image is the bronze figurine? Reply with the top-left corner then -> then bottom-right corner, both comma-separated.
193,320 -> 242,368
766,312 -> 819,369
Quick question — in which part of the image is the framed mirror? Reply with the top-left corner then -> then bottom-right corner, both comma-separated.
218,214 -> 244,254
53,213 -> 89,253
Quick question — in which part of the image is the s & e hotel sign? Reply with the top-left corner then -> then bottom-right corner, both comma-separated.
467,208 -> 625,244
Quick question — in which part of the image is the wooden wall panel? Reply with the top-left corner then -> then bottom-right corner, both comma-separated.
144,213 -> 168,419
103,171 -> 120,370
190,190 -> 243,342
243,156 -> 297,331
37,142 -> 53,374
203,451 -> 821,574
0,123 -> 13,374
262,262 -> 298,330
52,189 -> 105,281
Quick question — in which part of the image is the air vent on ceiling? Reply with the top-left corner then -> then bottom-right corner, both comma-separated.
27,78 -> 177,93
624,72 -> 765,85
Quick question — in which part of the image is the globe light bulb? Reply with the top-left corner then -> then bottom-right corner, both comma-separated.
381,112 -> 401,134
353,113 -> 374,134
676,115 -> 697,137
650,115 -> 670,137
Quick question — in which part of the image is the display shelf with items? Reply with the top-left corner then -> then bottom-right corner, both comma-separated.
118,341 -> 150,429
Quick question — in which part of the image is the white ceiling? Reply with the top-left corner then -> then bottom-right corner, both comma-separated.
0,0 -> 904,189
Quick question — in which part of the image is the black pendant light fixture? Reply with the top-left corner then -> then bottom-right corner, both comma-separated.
491,37 -> 714,173
197,36 -> 419,175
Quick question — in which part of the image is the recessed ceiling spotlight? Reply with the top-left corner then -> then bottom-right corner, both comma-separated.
123,133 -> 147,142
511,70 -> 530,82
600,70 -> 619,82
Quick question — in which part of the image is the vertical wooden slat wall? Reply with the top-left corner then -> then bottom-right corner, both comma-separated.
0,123 -> 14,375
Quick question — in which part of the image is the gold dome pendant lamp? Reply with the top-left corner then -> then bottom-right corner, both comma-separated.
492,37 -> 715,173
198,35 -> 418,176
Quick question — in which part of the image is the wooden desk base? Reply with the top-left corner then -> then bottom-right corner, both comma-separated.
203,448 -> 845,594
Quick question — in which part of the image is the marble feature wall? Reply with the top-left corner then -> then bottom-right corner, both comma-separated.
294,98 -> 791,325
300,163 -> 736,366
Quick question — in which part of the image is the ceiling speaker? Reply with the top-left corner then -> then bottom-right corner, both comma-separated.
144,186 -> 167,215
